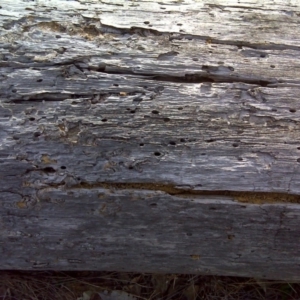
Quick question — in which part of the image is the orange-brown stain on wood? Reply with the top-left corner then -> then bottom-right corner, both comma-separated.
41,154 -> 57,164
16,201 -> 27,209
233,192 -> 300,204
74,182 -> 300,204
99,203 -> 107,214
190,255 -> 200,260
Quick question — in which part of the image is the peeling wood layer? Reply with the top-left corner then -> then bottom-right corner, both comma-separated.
1,0 -> 300,279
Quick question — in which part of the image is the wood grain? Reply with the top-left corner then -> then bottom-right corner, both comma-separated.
0,0 -> 300,280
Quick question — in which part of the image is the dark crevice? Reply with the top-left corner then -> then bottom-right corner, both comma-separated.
154,75 -> 273,86
88,66 -> 276,87
99,23 -> 162,37
43,181 -> 300,204
10,93 -> 89,103
9,92 -> 139,103
25,167 -> 56,174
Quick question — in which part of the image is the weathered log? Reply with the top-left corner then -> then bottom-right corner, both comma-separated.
1,0 -> 300,280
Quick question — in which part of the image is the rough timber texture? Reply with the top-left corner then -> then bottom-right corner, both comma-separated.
1,0 -> 300,280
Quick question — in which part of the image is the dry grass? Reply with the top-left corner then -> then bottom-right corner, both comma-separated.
0,271 -> 299,300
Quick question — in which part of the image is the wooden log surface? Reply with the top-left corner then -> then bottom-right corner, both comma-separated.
1,0 -> 300,280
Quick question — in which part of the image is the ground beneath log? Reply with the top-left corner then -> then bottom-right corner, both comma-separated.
0,271 -> 299,300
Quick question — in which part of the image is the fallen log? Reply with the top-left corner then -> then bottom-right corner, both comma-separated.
0,0 -> 300,280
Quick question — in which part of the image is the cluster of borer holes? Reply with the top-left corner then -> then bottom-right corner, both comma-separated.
139,138 -> 243,158
24,83 -> 300,164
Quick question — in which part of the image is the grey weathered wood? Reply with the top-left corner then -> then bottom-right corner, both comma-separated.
1,0 -> 300,280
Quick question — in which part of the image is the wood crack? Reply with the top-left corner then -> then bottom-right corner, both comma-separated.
44,181 -> 300,204
100,22 -> 300,52
88,66 -> 277,87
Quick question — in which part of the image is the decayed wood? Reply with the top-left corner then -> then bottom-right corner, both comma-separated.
1,0 -> 300,280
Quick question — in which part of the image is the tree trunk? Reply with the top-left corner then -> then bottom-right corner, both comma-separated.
1,0 -> 300,280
